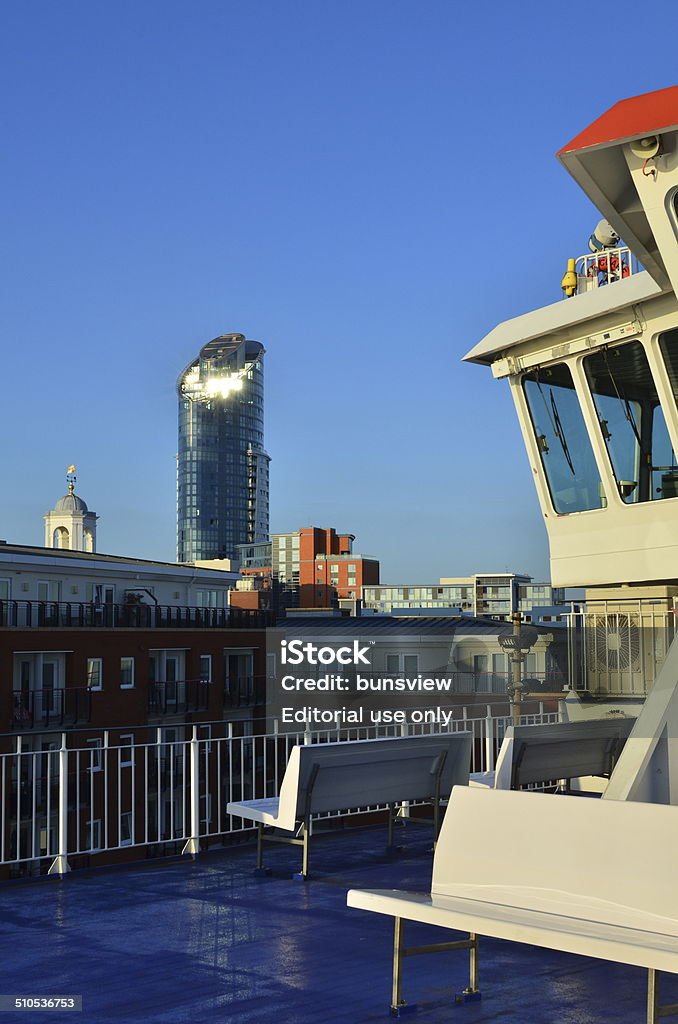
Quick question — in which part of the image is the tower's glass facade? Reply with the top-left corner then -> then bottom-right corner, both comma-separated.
177,334 -> 270,563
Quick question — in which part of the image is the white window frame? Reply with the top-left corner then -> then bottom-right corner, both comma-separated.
199,655 -> 212,683
86,738 -> 102,772
119,734 -> 134,766
86,818 -> 102,852
200,794 -> 212,826
119,811 -> 133,847
87,658 -> 103,691
385,653 -> 400,674
37,580 -> 60,602
120,656 -> 135,689
198,724 -> 212,753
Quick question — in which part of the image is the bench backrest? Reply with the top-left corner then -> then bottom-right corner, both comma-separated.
276,733 -> 472,828
432,786 -> 678,934
494,717 -> 634,789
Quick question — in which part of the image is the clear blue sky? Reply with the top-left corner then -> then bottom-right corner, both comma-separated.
2,1 -> 677,583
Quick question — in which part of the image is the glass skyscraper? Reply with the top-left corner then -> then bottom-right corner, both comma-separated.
177,333 -> 270,563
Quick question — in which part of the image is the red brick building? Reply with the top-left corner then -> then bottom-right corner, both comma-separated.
235,526 -> 380,610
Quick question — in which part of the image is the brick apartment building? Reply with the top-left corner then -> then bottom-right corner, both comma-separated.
0,539 -> 271,877
235,526 -> 380,610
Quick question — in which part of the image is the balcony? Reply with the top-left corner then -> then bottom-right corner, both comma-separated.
11,688 -> 92,729
148,680 -> 211,716
223,674 -> 265,708
0,599 -> 275,630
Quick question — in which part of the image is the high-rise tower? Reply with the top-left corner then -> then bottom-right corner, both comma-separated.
177,333 -> 270,563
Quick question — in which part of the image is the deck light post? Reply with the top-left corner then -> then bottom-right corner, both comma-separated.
498,614 -> 538,725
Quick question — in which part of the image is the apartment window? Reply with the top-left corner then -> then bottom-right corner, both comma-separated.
120,657 -> 135,689
386,654 -> 400,674
199,655 -> 212,683
87,658 -> 103,691
37,580 -> 60,602
41,661 -> 57,711
119,734 -> 134,766
86,739 -> 102,772
120,812 -> 133,847
403,654 -> 419,675
198,724 -> 212,752
86,819 -> 102,851
200,794 -> 212,826
0,579 -> 10,602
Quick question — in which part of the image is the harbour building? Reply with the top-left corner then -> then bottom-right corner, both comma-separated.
177,333 -> 270,563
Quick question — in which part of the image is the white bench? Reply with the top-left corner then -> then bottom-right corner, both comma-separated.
348,786 -> 678,1022
470,717 -> 634,791
226,733 -> 472,878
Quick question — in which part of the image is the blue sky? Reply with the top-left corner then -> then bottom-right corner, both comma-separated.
2,1 -> 677,583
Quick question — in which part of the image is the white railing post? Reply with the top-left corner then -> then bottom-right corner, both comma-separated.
48,732 -> 70,876
484,707 -> 495,773
182,726 -> 200,856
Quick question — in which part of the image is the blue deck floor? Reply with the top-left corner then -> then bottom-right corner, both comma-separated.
0,823 -> 674,1024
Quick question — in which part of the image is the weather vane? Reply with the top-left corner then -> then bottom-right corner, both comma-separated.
66,465 -> 77,495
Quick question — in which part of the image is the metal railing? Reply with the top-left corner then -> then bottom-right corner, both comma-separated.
147,680 -> 211,715
11,689 -> 92,730
443,671 -> 568,695
0,701 -> 558,875
572,245 -> 640,294
223,675 -> 264,708
0,600 -> 274,630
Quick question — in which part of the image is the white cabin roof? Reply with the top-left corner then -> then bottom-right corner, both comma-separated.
463,271 -> 663,366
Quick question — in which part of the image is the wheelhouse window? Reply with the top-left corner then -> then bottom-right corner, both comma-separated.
522,363 -> 604,513
584,341 -> 675,504
658,329 -> 678,499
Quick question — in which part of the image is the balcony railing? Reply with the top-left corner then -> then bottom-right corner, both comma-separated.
11,688 -> 92,729
0,600 -> 275,630
223,674 -> 265,708
148,680 -> 211,715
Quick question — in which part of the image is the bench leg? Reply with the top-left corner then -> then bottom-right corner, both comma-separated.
389,918 -> 480,1016
256,823 -> 264,870
647,969 -> 678,1023
467,933 -> 480,1000
302,818 -> 310,878
292,817 -> 311,880
391,917 -> 405,1015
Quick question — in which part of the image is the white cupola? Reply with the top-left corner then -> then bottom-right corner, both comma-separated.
44,466 -> 98,552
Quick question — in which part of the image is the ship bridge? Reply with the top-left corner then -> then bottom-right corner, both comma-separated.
465,85 -> 678,593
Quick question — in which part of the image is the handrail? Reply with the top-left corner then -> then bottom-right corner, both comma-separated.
570,245 -> 640,294
0,599 -> 274,629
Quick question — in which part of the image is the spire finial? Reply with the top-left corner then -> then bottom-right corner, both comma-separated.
66,465 -> 77,495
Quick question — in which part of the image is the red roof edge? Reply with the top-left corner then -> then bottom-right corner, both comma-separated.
557,84 -> 678,156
